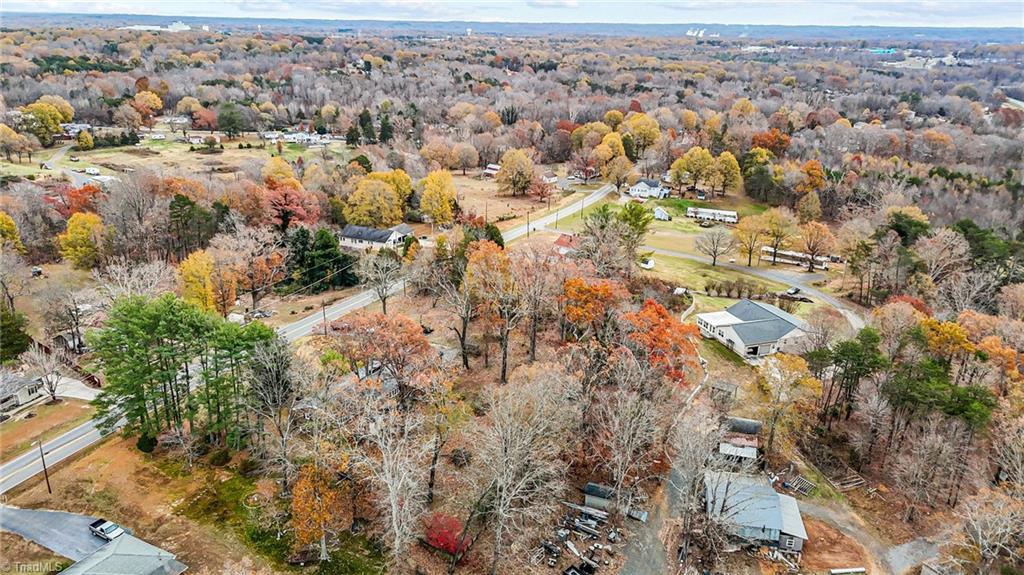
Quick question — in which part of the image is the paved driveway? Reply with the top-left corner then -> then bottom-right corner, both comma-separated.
0,506 -> 106,561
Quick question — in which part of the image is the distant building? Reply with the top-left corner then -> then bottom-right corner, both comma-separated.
552,233 -> 579,256
541,170 -> 559,185
719,417 -> 763,464
685,207 -> 738,224
760,246 -> 830,270
704,471 -> 807,553
653,206 -> 672,221
695,299 -> 806,361
60,123 -> 92,136
338,223 -> 412,251
626,179 -> 670,199
482,163 -> 501,178
119,20 -> 191,32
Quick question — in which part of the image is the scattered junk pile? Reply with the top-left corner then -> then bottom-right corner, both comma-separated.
535,482 -> 647,573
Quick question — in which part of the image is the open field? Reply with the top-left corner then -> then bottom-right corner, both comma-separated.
648,254 -> 789,293
656,195 -> 769,218
14,264 -> 97,339
451,172 -> 588,232
257,286 -> 362,328
0,399 -> 95,463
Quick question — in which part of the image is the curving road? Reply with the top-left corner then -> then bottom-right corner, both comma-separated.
644,245 -> 866,330
0,183 -> 615,496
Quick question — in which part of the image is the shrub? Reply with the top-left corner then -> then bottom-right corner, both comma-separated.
236,456 -> 260,477
209,447 -> 232,466
136,434 -> 157,453
423,512 -> 469,556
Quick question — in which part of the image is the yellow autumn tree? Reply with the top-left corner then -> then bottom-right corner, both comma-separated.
420,170 -> 456,226
262,156 -> 298,187
366,169 -> 413,203
344,178 -> 403,227
58,212 -> 105,269
178,250 -> 216,312
496,148 -> 534,197
753,354 -> 821,455
0,211 -> 25,252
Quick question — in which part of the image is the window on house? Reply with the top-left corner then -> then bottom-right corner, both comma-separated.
783,536 -> 795,549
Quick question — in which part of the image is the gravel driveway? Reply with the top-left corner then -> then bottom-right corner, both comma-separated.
0,506 -> 106,561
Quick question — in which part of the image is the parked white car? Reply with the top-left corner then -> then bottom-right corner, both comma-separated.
89,519 -> 125,541
639,258 -> 655,270
84,167 -> 100,175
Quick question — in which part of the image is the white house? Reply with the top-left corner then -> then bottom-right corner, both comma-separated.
60,123 -> 92,136
338,223 -> 413,251
695,299 -> 806,361
626,178 -> 670,199
482,163 -> 501,178
541,170 -> 558,185
0,372 -> 43,413
685,206 -> 738,224
653,206 -> 672,221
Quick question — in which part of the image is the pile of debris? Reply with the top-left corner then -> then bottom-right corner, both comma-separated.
536,483 -> 626,573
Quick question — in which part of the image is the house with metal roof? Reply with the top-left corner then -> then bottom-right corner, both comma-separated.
0,372 -> 43,414
704,471 -> 808,553
694,299 -> 806,362
338,223 -> 412,251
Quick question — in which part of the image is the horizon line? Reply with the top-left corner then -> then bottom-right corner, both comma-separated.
3,10 -> 1022,31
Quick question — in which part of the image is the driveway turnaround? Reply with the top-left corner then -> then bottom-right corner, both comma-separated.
0,506 -> 106,561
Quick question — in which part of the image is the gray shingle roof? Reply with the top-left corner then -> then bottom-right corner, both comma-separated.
340,224 -> 395,243
725,300 -> 804,346
62,536 -> 187,575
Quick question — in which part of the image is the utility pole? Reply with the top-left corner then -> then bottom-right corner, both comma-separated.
527,211 -> 531,238
36,441 -> 52,494
321,300 -> 328,336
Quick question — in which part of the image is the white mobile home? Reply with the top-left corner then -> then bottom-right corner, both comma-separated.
685,207 -> 738,224
653,206 -> 672,221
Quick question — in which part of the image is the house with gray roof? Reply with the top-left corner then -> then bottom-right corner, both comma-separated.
0,372 -> 43,414
704,471 -> 807,553
694,299 -> 806,362
626,178 -> 670,199
62,534 -> 187,575
338,223 -> 412,251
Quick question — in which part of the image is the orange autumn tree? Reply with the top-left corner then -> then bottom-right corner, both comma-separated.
47,183 -> 105,217
328,311 -> 433,409
465,240 -> 523,384
562,276 -> 629,342
291,464 -> 345,562
622,299 -> 700,385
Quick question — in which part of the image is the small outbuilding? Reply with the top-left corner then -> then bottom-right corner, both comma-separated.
583,482 -> 615,511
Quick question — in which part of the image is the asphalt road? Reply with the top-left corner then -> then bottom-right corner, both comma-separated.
0,506 -> 106,561
0,183 -> 615,496
644,246 -> 867,330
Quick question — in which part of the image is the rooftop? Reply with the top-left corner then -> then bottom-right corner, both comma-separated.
62,535 -> 187,575
704,471 -> 807,541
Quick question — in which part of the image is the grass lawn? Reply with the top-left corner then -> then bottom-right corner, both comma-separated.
548,197 -> 616,232
17,263 -> 98,338
0,399 -> 96,463
648,254 -> 789,293
655,195 -> 768,218
0,160 -> 48,178
0,532 -> 70,575
699,338 -> 747,368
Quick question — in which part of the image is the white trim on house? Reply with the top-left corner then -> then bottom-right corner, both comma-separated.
626,179 -> 670,199
694,300 -> 806,362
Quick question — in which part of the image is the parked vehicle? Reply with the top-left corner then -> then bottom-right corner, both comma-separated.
84,167 -> 100,175
786,287 -> 802,296
639,258 -> 655,270
69,156 -> 80,162
89,519 -> 125,541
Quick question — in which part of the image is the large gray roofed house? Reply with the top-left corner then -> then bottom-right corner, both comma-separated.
62,535 -> 188,575
340,224 -> 396,244
694,299 -> 807,361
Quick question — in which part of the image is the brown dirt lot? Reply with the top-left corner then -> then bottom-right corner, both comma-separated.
451,172 -> 586,232
0,399 -> 95,463
7,437 -> 278,573
800,518 -> 872,574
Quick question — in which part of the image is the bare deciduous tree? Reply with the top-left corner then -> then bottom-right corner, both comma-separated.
893,415 -> 957,522
912,228 -> 970,285
248,337 -> 307,492
472,364 -> 580,575
358,249 -> 404,315
356,398 -> 429,568
94,256 -> 177,303
510,248 -> 558,363
938,270 -> 999,316
0,248 -> 30,311
695,228 -> 737,267
19,343 -> 65,402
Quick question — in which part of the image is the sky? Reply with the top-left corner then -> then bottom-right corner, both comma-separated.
4,0 -> 1023,28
